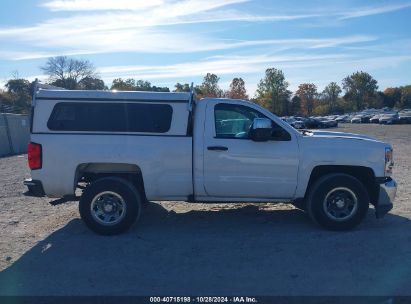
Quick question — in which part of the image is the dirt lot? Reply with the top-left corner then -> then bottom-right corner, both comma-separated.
0,124 -> 410,296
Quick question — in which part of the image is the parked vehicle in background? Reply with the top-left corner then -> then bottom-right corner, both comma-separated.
370,114 -> 382,124
304,108 -> 411,125
399,111 -> 411,124
362,115 -> 373,123
351,115 -> 372,124
282,117 -> 306,129
25,88 -> 397,235
294,116 -> 307,124
302,117 -> 323,129
379,113 -> 400,125
335,115 -> 349,123
351,115 -> 363,123
318,117 -> 338,128
292,120 -> 306,129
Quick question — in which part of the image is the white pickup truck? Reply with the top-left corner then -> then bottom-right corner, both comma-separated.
24,88 -> 397,235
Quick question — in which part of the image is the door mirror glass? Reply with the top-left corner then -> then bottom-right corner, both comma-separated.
249,118 -> 272,142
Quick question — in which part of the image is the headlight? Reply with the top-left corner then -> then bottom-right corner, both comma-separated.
385,147 -> 394,176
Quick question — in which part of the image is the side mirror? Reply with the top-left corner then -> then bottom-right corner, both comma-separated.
249,118 -> 272,142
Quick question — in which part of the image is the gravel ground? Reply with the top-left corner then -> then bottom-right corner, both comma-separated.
0,124 -> 410,296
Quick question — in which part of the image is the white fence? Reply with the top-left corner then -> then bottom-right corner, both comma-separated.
0,113 -> 30,157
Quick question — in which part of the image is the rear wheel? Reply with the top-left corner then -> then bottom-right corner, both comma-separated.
307,173 -> 369,230
79,177 -> 141,235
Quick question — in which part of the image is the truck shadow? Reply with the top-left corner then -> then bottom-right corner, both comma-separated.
1,202 -> 411,296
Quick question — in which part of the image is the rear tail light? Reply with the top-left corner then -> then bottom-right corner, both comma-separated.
28,142 -> 42,170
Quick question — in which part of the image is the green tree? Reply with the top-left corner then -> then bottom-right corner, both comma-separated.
336,97 -> 355,113
296,83 -> 318,116
199,73 -> 222,98
368,91 -> 384,109
111,78 -> 136,91
399,85 -> 411,108
255,68 -> 291,116
322,82 -> 342,113
312,103 -> 330,116
5,78 -> 31,96
342,71 -> 378,110
149,85 -> 170,92
41,56 -> 98,90
78,77 -> 106,90
110,78 -> 169,92
149,86 -> 170,92
174,83 -> 191,92
227,77 -> 248,99
1,78 -> 32,113
290,95 -> 301,115
50,78 -> 78,90
135,80 -> 152,91
383,87 -> 401,108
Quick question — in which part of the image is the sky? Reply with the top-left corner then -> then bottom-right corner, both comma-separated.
0,0 -> 410,95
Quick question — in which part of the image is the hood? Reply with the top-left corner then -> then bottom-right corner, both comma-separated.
306,130 -> 379,142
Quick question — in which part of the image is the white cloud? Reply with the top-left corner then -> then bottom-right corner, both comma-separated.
339,3 -> 411,20
2,0 -> 405,61
41,0 -> 164,11
41,0 -> 248,13
0,22 -> 376,61
41,0 -> 411,21
97,53 -> 353,80
1,0 -> 325,60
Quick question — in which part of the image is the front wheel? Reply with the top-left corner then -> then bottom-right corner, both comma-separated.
79,177 -> 141,235
307,173 -> 369,230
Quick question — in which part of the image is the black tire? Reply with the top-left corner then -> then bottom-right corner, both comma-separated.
79,177 -> 141,235
307,173 -> 369,230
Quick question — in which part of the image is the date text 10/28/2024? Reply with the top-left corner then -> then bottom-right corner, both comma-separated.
150,297 -> 258,303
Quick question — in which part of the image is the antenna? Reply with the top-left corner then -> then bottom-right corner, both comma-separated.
32,78 -> 39,107
188,82 -> 194,112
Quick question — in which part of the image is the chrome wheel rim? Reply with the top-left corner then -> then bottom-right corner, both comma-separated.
90,191 -> 127,226
323,187 -> 358,221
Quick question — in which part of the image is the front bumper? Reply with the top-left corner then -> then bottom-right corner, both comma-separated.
375,177 -> 397,218
23,179 -> 45,197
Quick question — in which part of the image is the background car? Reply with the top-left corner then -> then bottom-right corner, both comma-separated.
282,117 -> 306,129
370,114 -> 382,123
318,117 -> 338,128
304,117 -> 325,129
399,110 -> 411,124
335,115 -> 349,122
379,113 -> 400,124
351,115 -> 363,123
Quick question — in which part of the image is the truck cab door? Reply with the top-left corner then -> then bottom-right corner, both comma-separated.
202,101 -> 299,199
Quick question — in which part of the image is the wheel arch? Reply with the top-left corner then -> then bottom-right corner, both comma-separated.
304,165 -> 379,205
75,163 -> 147,202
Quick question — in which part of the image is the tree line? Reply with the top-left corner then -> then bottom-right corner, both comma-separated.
1,56 -> 410,115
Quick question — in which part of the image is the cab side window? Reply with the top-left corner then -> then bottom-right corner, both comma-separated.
214,103 -> 291,141
215,104 -> 262,139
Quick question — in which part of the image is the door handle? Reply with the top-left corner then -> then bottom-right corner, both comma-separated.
207,146 -> 228,151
